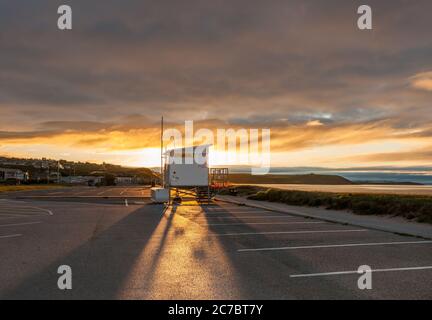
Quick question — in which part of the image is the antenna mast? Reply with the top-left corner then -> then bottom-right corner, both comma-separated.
161,116 -> 164,187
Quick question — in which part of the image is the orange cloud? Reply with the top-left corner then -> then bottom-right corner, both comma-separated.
306,120 -> 324,127
410,71 -> 432,91
0,118 -> 429,153
343,145 -> 432,163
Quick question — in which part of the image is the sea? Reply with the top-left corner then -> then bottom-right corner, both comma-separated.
226,167 -> 432,185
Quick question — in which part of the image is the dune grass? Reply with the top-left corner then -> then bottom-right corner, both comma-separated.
222,186 -> 432,224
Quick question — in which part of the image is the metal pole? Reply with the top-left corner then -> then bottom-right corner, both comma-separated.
161,116 -> 164,187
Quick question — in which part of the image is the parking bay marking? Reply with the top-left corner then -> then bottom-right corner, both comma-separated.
214,229 -> 367,236
0,221 -> 42,227
0,206 -> 53,216
0,215 -> 29,220
193,216 -> 300,220
0,212 -> 45,218
238,240 -> 432,252
72,191 -> 91,195
200,212 -> 287,216
187,212 -> 293,216
290,266 -> 432,278
0,208 -> 49,214
202,211 -> 280,214
204,221 -> 326,226
0,234 -> 22,239
97,188 -> 117,196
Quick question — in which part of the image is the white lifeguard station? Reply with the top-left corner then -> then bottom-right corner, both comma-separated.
167,144 -> 211,203
151,144 -> 211,203
164,144 -> 210,187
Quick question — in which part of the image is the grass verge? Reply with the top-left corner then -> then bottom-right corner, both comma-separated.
221,186 -> 432,224
0,184 -> 67,193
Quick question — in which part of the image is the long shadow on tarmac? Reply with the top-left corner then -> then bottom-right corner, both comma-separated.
4,203 -> 366,299
2,204 -> 167,300
192,204 -> 364,299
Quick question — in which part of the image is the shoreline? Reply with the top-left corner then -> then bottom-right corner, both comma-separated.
235,183 -> 432,196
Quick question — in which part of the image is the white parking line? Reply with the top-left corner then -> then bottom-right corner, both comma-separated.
0,205 -> 45,209
204,210 -> 276,213
205,221 -> 326,226
0,205 -> 53,216
201,211 -> 284,215
97,188 -> 117,196
195,216 -> 299,220
0,208 -> 49,213
206,208 -> 272,211
21,206 -> 53,216
206,208 -> 244,210
0,215 -> 26,220
72,191 -> 90,195
215,229 -> 367,236
0,221 -> 42,227
0,234 -> 22,239
0,212 -> 40,218
290,266 -> 432,278
134,201 -> 147,204
238,240 -> 432,252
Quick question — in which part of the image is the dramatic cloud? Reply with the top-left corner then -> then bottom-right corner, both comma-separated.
0,0 -> 432,166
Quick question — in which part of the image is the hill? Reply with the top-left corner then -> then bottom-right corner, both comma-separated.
228,173 -> 353,185
0,156 -> 159,183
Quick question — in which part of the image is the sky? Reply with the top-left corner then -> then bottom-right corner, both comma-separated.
1,0 -> 432,168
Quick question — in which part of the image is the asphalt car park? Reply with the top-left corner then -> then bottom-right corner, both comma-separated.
9,185 -> 152,199
0,199 -> 53,240
1,186 -> 431,299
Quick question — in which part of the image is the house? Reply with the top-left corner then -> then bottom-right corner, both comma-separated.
0,168 -> 28,184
